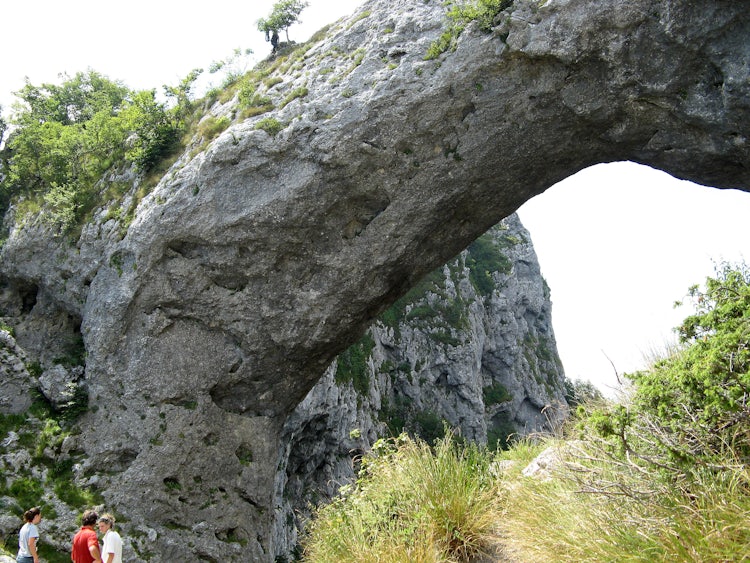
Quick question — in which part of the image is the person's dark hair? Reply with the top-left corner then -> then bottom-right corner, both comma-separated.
82,509 -> 99,526
23,507 -> 41,522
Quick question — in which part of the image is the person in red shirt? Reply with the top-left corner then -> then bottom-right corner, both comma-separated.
71,510 -> 102,563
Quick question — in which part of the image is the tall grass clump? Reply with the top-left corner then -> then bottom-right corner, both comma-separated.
498,261 -> 750,562
303,432 -> 502,562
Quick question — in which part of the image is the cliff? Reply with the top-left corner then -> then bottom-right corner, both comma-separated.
275,213 -> 566,553
0,0 -> 748,560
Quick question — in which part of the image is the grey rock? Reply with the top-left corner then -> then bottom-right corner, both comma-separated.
38,365 -> 84,409
0,0 -> 748,560
0,330 -> 31,414
273,213 -> 568,551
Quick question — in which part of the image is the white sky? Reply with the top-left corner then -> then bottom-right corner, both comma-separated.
3,1 -> 749,394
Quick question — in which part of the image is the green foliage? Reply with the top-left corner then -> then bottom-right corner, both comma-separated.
447,0 -> 513,31
163,67 -> 203,119
8,478 -> 44,513
0,106 -> 7,147
237,74 -> 273,113
486,413 -> 517,451
413,410 -> 447,444
378,269 -> 447,340
197,115 -> 231,141
257,0 -> 309,42
426,0 -> 513,59
563,377 -> 604,408
304,433 -> 501,561
0,70 -> 186,231
335,333 -> 376,394
209,48 -> 255,88
466,232 -> 512,296
236,445 -> 254,465
279,86 -> 308,108
120,89 -> 180,173
483,381 -> 512,405
254,117 -> 284,136
0,413 -> 25,449
53,479 -> 99,509
426,28 -> 463,60
619,262 -> 750,467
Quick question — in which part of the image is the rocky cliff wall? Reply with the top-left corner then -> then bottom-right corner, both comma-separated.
274,213 -> 567,554
0,0 -> 748,560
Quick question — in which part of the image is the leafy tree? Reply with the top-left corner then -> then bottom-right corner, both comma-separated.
564,378 -> 604,407
257,0 -> 309,44
208,48 -> 254,87
120,90 -> 179,173
163,67 -> 203,120
0,70 -> 183,230
12,71 -> 129,127
0,71 -> 132,228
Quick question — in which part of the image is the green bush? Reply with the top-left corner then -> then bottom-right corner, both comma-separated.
0,70 -> 184,231
426,0 -> 514,59
197,115 -> 231,141
483,381 -> 512,405
335,333 -> 376,395
254,117 -> 284,136
8,478 -> 44,514
605,262 -> 750,470
466,233 -> 512,296
280,86 -> 308,109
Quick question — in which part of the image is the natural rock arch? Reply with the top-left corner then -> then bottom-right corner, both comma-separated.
1,0 -> 748,560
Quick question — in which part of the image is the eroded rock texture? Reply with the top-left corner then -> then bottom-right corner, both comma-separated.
0,0 -> 748,560
274,213 -> 568,552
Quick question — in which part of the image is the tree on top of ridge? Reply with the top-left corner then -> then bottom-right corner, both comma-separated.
257,0 -> 309,48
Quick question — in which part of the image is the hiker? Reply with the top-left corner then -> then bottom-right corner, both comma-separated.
16,506 -> 41,563
97,513 -> 123,563
71,509 -> 102,563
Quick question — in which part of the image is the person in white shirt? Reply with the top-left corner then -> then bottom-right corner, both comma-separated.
97,513 -> 123,563
17,506 -> 41,563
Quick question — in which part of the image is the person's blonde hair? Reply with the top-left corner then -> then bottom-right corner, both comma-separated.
98,513 -> 116,528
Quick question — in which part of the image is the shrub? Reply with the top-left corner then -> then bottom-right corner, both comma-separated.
280,86 -> 308,109
466,233 -> 511,296
483,382 -> 512,405
254,117 -> 284,136
197,115 -> 231,141
620,262 -> 750,470
335,333 -> 375,395
426,0 -> 514,59
8,478 -> 44,514
0,70 -> 186,232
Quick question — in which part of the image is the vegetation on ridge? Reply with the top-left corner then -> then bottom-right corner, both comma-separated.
0,69 -> 197,233
303,262 -> 750,562
427,0 -> 514,60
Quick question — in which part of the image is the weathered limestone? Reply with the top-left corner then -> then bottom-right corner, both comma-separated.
0,0 -> 748,560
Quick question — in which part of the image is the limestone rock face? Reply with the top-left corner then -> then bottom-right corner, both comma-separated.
274,213 -> 568,551
0,330 -> 32,414
0,0 -> 748,560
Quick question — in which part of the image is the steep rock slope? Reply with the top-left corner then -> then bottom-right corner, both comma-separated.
275,213 -> 567,553
0,0 -> 748,560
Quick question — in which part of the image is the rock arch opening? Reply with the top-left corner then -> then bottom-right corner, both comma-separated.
518,161 -> 750,392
